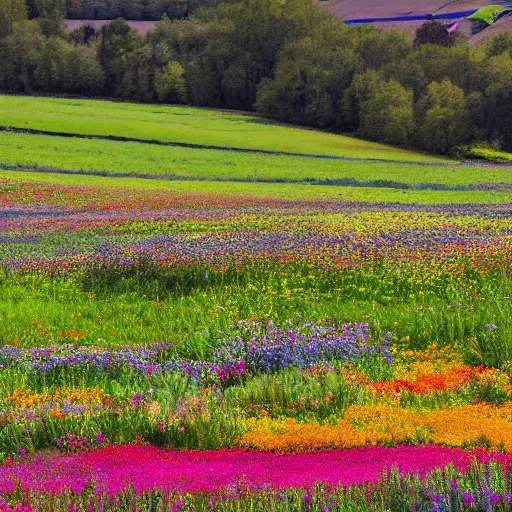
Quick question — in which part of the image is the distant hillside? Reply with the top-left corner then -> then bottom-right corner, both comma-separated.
323,0 -> 492,20
322,0 -> 506,41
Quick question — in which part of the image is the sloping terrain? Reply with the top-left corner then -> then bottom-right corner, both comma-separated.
469,10 -> 512,43
323,0 -> 494,21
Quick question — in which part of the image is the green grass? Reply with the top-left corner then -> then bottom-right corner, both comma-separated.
2,169 -> 512,204
1,131 -> 511,187
2,265 -> 511,365
467,5 -> 503,25
0,94 -> 452,163
466,147 -> 512,163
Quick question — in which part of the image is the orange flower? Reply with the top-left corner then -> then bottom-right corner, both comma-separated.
238,402 -> 512,453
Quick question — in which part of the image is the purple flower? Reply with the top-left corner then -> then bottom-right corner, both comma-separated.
172,500 -> 184,512
462,492 -> 474,507
96,432 -> 105,445
490,494 -> 501,504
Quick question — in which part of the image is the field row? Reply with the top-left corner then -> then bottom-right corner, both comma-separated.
2,171 -> 512,204
1,131 -> 512,189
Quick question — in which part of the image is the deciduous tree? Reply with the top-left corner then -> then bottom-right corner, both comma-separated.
0,0 -> 27,37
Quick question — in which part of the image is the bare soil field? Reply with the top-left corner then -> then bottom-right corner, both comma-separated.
324,0 -> 495,19
324,0 -> 493,19
64,19 -> 158,34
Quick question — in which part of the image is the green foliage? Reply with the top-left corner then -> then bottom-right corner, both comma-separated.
0,21 -> 44,92
342,69 -> 381,132
64,44 -> 105,95
68,23 -> 97,45
484,53 -> 512,151
155,61 -> 187,103
116,45 -> 160,102
486,32 -> 512,57
255,32 -> 357,129
35,0 -> 65,36
357,28 -> 411,71
358,79 -> 414,146
224,370 -> 367,419
415,79 -> 469,155
0,0 -> 26,37
97,18 -> 143,94
35,36 -> 71,92
466,146 -> 512,163
467,5 -> 503,25
413,21 -> 455,49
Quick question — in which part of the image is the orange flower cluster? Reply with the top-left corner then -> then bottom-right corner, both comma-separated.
340,347 -> 511,397
58,329 -> 87,341
238,402 -> 512,452
369,366 -> 488,395
4,388 -> 105,409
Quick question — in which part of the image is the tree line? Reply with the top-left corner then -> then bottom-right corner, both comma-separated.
1,0 -> 512,155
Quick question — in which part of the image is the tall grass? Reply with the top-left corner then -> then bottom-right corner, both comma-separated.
1,262 -> 511,366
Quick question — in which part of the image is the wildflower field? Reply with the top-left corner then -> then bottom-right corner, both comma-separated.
0,95 -> 511,511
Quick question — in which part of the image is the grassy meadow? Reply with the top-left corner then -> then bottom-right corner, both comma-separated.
0,95 -> 452,162
0,94 -> 511,511
1,130 -> 511,188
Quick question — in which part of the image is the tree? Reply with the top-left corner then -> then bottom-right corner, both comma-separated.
342,70 -> 381,131
116,44 -> 158,101
486,33 -> 512,58
97,19 -> 143,94
0,20 -> 43,92
35,0 -> 65,36
358,79 -> 415,146
35,35 -> 71,91
184,0 -> 322,109
485,54 -> 512,151
357,29 -> 411,70
69,24 -> 97,45
408,43 -> 471,95
25,0 -> 38,18
255,20 -> 357,129
155,60 -> 186,103
0,0 -> 27,37
415,78 -> 469,154
414,21 -> 454,48
64,44 -> 105,95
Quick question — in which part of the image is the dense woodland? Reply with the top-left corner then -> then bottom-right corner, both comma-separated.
0,0 -> 512,155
